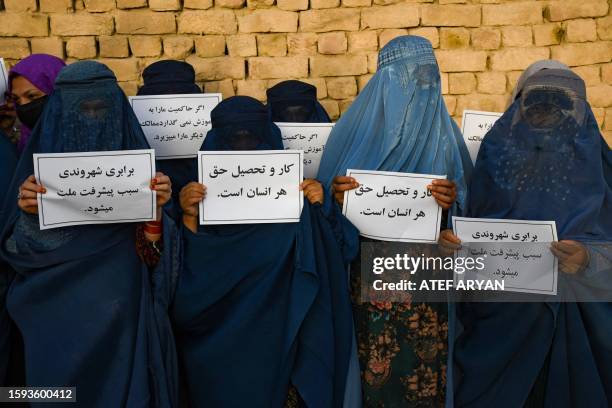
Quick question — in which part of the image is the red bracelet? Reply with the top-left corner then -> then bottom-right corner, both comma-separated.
144,221 -> 162,234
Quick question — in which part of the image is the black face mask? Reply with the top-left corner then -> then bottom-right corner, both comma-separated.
16,95 -> 48,129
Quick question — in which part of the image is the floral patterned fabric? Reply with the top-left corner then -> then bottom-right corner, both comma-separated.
351,241 -> 448,408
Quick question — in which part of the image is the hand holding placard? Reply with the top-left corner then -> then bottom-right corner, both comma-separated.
33,149 -> 157,230
342,170 -> 444,243
198,150 -> 304,225
452,217 -> 558,295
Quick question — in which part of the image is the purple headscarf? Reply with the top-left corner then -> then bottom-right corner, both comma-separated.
8,54 -> 66,152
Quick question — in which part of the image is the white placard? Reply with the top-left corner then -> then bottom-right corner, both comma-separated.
129,94 -> 222,160
34,150 -> 156,230
342,170 -> 444,243
0,58 -> 8,104
453,217 -> 558,295
461,110 -> 502,164
275,122 -> 334,179
198,150 -> 304,225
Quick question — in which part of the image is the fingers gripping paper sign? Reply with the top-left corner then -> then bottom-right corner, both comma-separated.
198,150 -> 304,225
342,170 -> 444,243
34,150 -> 157,230
275,122 -> 334,179
129,94 -> 222,159
461,110 -> 503,164
452,217 -> 558,295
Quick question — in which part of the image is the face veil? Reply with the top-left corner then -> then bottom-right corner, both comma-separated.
266,80 -> 331,123
37,61 -> 150,154
202,95 -> 283,152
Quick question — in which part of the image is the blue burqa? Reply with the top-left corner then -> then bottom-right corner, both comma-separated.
137,60 -> 202,216
0,61 -> 180,407
317,36 -> 473,406
317,36 -> 472,217
171,96 -> 360,407
0,133 -> 17,385
266,80 -> 331,123
454,69 -> 612,407
267,80 -> 363,407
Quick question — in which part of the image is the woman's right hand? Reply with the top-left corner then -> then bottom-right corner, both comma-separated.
179,182 -> 207,218
18,175 -> 45,215
332,176 -> 359,206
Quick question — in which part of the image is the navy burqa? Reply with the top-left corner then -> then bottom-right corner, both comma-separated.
137,60 -> 202,213
0,61 -> 180,407
0,133 -> 17,385
171,96 -> 359,407
266,80 -> 331,123
454,70 -> 612,407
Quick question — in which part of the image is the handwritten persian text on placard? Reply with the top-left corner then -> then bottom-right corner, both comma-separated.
275,122 -> 334,179
452,217 -> 558,295
461,110 -> 503,164
130,94 -> 222,159
342,170 -> 444,243
198,150 -> 304,225
34,150 -> 156,230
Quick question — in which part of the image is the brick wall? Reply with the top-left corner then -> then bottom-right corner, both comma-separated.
1,0 -> 611,145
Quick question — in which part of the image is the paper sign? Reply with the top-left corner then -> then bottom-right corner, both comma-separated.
0,58 -> 8,104
275,122 -> 334,179
198,150 -> 304,225
452,217 -> 558,295
34,150 -> 156,230
461,110 -> 503,164
342,170 -> 444,243
129,94 -> 222,160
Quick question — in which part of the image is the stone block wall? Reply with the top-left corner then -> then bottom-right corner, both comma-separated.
1,0 -> 611,144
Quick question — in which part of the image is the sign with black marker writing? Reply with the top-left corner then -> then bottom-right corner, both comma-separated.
0,58 -> 8,104
34,150 -> 156,230
275,122 -> 334,179
342,170 -> 444,243
129,94 -> 222,159
198,150 -> 304,225
452,217 -> 558,295
461,110 -> 502,164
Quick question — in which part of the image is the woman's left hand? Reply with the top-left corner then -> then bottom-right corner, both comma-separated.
151,172 -> 172,218
300,179 -> 324,205
427,179 -> 457,210
550,240 -> 589,274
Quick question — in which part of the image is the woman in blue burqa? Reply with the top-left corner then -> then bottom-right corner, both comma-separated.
316,35 -> 473,406
137,60 -> 202,212
268,79 -> 363,408
441,66 -> 612,407
171,95 -> 360,407
266,80 -> 331,123
0,61 -> 180,407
